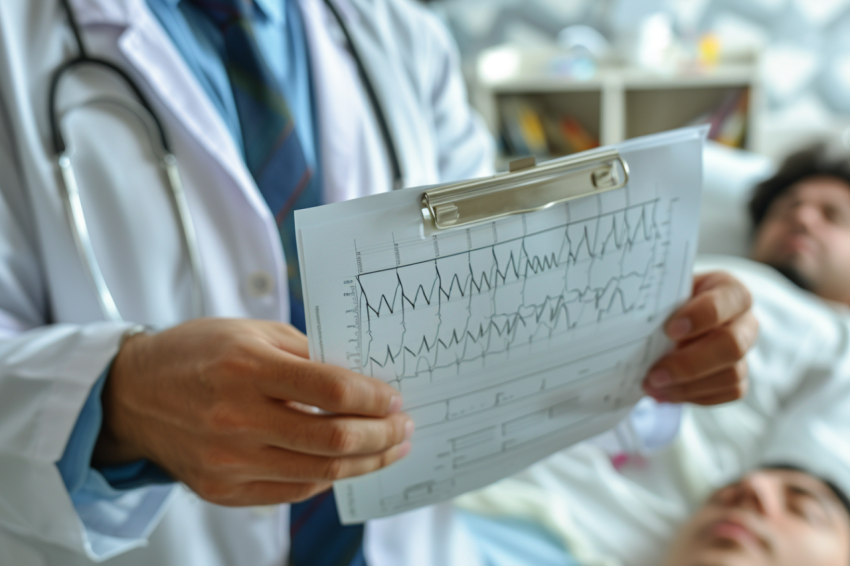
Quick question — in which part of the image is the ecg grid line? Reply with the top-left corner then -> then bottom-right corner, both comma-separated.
351,198 -> 674,388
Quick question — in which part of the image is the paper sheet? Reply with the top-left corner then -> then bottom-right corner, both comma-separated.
296,127 -> 705,524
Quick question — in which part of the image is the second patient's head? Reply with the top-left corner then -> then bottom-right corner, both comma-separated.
749,146 -> 850,304
663,468 -> 850,566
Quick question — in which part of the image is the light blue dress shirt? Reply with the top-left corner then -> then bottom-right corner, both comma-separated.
147,0 -> 322,176
57,0 -> 321,502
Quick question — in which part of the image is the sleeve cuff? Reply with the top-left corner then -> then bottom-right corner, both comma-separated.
56,363 -> 175,500
99,460 -> 174,491
55,368 -> 109,495
53,359 -> 177,561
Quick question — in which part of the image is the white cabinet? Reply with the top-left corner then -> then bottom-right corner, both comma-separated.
473,57 -> 763,162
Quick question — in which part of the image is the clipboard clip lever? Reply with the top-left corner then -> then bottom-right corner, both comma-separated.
421,149 -> 629,230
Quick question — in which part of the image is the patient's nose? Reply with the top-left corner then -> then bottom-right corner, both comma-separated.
728,473 -> 779,517
787,201 -> 823,231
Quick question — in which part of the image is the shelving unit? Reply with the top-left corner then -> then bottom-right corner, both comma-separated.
473,57 -> 763,163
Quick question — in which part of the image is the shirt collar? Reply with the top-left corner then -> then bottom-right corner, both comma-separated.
169,0 -> 285,25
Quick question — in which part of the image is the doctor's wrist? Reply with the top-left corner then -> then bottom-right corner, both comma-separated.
93,329 -> 156,468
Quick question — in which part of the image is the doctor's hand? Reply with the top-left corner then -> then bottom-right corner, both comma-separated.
642,271 -> 758,406
93,319 -> 413,506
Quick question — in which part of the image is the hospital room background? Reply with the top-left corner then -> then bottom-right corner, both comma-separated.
3,0 -> 848,564
423,0 -> 850,260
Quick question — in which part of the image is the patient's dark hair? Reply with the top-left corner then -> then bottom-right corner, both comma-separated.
748,144 -> 850,229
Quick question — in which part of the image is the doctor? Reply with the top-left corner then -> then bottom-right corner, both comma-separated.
0,0 -> 757,564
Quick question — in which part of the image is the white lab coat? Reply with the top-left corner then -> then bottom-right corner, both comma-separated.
0,0 -> 494,564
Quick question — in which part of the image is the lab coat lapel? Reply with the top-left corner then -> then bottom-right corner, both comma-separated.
68,0 -> 273,225
299,0 -> 363,204
338,0 -> 438,189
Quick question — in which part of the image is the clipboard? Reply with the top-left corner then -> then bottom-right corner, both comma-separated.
421,150 -> 630,230
294,127 -> 705,524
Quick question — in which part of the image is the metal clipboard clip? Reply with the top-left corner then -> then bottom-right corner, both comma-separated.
421,149 -> 630,230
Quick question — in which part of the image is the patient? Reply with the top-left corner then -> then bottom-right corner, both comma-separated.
749,144 -> 850,305
664,468 -> 850,566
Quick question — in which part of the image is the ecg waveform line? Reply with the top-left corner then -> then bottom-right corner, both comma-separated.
355,200 -> 667,382
366,285 -> 644,369
361,204 -> 658,318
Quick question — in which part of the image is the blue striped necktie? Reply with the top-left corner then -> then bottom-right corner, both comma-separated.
187,1 -> 365,564
189,0 -> 317,330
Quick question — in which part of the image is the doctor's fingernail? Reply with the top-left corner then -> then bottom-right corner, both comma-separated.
404,420 -> 415,441
666,318 -> 691,340
388,395 -> 404,414
649,369 -> 672,388
397,441 -> 412,459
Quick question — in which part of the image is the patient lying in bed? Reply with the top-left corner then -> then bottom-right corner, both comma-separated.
663,467 -> 850,566
456,144 -> 850,565
461,466 -> 850,566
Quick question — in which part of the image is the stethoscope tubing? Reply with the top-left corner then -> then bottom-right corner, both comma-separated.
54,0 -> 204,322
52,0 -> 402,322
321,0 -> 403,189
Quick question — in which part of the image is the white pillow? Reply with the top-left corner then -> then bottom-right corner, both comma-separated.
698,141 -> 774,258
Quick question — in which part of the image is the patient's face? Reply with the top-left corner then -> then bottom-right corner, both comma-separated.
663,469 -> 850,566
751,177 -> 850,303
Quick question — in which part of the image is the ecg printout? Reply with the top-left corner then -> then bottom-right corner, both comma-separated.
296,128 -> 705,524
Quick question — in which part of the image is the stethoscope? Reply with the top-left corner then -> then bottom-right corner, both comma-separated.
52,0 -> 403,323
